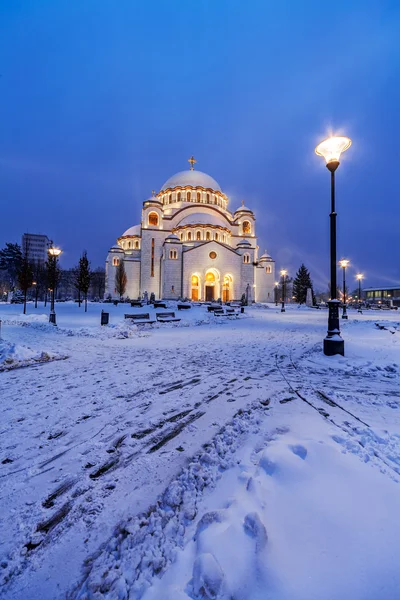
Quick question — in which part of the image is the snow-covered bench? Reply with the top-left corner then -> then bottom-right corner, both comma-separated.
156,311 -> 181,323
124,313 -> 156,324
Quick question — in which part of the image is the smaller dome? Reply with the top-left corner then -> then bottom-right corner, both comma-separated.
110,244 -> 123,252
164,234 -> 181,243
121,224 -> 141,237
259,252 -> 272,261
234,205 -> 253,214
236,239 -> 251,247
144,195 -> 162,204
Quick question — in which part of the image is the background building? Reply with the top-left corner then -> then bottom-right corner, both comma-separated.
364,286 -> 400,308
22,233 -> 50,263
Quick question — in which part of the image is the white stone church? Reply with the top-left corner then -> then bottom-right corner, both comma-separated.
105,159 -> 275,302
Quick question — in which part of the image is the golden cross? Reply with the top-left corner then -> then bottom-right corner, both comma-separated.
242,199 -> 245,206
188,156 -> 197,170
152,190 -> 156,196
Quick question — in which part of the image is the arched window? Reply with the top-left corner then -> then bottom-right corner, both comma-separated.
243,221 -> 251,234
206,231 -> 211,240
197,192 -> 201,202
148,212 -> 159,226
266,266 -> 272,274
169,249 -> 178,259
113,257 -> 120,266
215,233 -> 219,241
187,231 -> 192,241
206,193 -> 210,203
180,233 -> 183,241
196,231 -> 201,240
135,241 -> 139,249
128,241 -> 132,248
191,274 -> 200,301
169,193 -> 172,204
177,192 -> 181,202
192,275 -> 199,285
243,253 -> 250,264
206,271 -> 215,283
187,192 -> 191,202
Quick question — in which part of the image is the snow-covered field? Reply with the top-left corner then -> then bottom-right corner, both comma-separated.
0,301 -> 399,599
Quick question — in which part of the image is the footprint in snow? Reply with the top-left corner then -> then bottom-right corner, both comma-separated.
288,444 -> 308,460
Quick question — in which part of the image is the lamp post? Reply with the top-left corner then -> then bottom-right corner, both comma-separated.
47,246 -> 62,324
315,135 -> 352,356
280,269 -> 287,313
356,273 -> 364,313
274,281 -> 279,306
339,259 -> 349,319
32,281 -> 38,308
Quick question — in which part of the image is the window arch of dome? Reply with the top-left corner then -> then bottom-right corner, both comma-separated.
148,212 -> 159,227
177,192 -> 181,202
196,230 -> 202,241
206,230 -> 211,241
187,191 -> 191,202
135,240 -> 140,249
197,191 -> 201,202
243,253 -> 250,264
242,220 -> 251,235
215,232 -> 219,241
187,231 -> 192,241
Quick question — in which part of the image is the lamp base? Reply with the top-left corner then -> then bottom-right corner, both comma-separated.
49,311 -> 56,326
324,336 -> 344,356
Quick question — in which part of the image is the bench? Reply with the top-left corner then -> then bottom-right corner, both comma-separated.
130,300 -> 143,307
177,304 -> 191,310
156,311 -> 181,323
154,302 -> 167,309
124,313 -> 156,324
207,304 -> 222,312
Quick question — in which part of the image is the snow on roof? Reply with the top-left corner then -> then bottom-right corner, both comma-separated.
161,170 -> 221,191
165,233 -> 180,242
176,212 -> 227,228
121,224 -> 141,237
236,239 -> 251,246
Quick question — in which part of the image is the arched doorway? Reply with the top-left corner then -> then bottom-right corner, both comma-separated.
191,274 -> 200,301
204,269 -> 220,302
223,274 -> 233,302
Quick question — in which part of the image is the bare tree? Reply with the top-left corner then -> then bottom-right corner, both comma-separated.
76,251 -> 91,312
17,249 -> 33,315
115,261 -> 127,300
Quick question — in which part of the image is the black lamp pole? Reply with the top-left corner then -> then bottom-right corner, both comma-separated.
281,274 -> 286,313
342,265 -> 348,319
275,285 -> 278,306
358,278 -> 363,313
324,162 -> 344,356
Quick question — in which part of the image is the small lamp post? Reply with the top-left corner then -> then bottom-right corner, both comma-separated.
32,281 -> 38,309
315,135 -> 352,356
274,281 -> 279,306
47,246 -> 62,324
339,259 -> 350,319
356,273 -> 364,313
280,269 -> 287,313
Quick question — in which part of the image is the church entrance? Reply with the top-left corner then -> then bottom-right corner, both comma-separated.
222,274 -> 232,302
205,286 -> 214,302
191,275 -> 200,301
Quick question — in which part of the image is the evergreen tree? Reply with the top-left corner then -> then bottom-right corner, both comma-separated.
17,252 -> 34,314
293,264 -> 315,304
76,251 -> 91,312
0,243 -> 23,290
115,260 -> 127,300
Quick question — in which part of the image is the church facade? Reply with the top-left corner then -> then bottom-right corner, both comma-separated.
105,159 -> 276,302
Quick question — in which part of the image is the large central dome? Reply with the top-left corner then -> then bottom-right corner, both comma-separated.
161,170 -> 221,192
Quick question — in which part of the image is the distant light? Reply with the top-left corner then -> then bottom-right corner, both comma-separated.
274,281 -> 279,287
339,259 -> 350,268
48,247 -> 62,257
356,273 -> 364,281
315,136 -> 352,164
280,269 -> 288,276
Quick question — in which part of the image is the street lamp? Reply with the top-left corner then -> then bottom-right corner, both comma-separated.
274,281 -> 279,306
280,269 -> 287,313
47,246 -> 62,324
315,135 -> 352,356
32,281 -> 38,309
356,273 -> 364,313
339,259 -> 350,319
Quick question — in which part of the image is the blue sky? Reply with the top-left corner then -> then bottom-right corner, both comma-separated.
1,0 -> 399,289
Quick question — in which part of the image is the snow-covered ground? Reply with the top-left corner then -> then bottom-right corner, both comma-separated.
0,301 -> 399,599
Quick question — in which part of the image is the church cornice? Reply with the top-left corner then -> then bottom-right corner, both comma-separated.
182,240 -> 240,256
162,205 -> 234,226
157,186 -> 228,201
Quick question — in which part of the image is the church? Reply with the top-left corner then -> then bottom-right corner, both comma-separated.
105,158 -> 276,302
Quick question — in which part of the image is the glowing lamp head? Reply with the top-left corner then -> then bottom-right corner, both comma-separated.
339,259 -> 350,269
274,281 -> 279,287
32,281 -> 37,286
356,273 -> 364,281
315,136 -> 352,166
280,269 -> 288,277
48,247 -> 62,257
